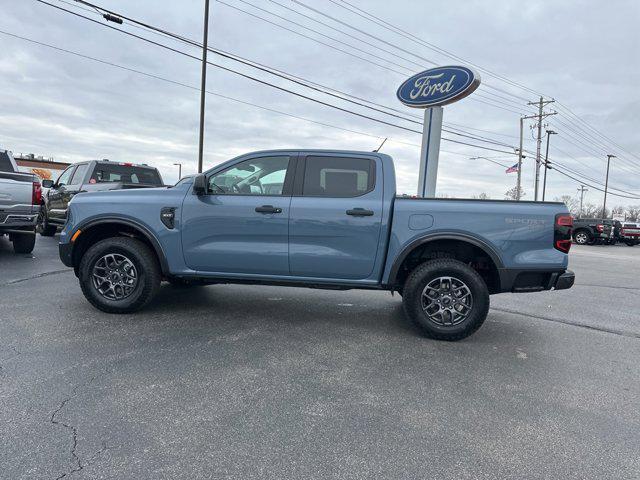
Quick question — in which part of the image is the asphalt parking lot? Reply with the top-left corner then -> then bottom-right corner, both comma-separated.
1,236 -> 639,479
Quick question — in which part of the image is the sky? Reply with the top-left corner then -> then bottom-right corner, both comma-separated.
1,0 -> 639,208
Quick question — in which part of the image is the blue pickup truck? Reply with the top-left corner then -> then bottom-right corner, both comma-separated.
59,150 -> 574,341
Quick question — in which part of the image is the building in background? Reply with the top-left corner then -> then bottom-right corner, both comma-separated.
13,153 -> 70,180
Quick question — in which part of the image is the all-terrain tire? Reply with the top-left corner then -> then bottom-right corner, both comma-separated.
79,237 -> 161,313
11,232 -> 36,254
402,259 -> 490,341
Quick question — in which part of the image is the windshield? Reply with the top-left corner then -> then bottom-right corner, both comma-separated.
91,164 -> 162,185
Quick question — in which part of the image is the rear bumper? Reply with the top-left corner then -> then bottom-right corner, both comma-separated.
0,213 -> 38,230
553,270 -> 575,290
499,268 -> 574,293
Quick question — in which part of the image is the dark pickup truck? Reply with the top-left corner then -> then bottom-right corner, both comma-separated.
572,218 -> 614,245
40,159 -> 164,236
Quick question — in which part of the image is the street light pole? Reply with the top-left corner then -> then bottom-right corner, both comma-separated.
173,163 -> 182,180
197,0 -> 211,174
541,130 -> 556,201
602,154 -> 616,218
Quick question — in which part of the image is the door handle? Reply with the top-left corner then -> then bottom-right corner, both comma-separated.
346,208 -> 374,216
255,205 -> 282,214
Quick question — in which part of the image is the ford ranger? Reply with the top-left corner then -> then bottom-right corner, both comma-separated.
58,150 -> 574,341
0,150 -> 41,253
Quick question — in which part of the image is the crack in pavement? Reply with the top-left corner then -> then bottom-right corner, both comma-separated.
0,345 -> 21,376
574,283 -> 640,291
0,269 -> 72,287
50,375 -> 110,480
491,306 -> 640,339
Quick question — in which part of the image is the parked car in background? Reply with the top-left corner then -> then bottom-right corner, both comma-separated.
572,218 -> 614,245
0,150 -> 41,253
58,149 -> 574,341
39,159 -> 164,236
620,222 -> 640,246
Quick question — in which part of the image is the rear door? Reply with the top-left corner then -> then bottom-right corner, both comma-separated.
289,154 -> 383,280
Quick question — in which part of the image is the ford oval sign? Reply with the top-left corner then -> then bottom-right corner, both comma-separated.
397,66 -> 480,108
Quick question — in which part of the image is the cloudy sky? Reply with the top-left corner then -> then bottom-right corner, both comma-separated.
1,0 -> 639,207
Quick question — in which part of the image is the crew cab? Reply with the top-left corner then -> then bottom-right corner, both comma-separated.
39,159 -> 164,236
58,150 -> 574,341
572,218 -> 614,245
0,150 -> 41,253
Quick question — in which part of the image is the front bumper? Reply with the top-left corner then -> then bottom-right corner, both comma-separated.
59,241 -> 73,267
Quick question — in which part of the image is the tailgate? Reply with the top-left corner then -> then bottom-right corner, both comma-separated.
0,173 -> 35,209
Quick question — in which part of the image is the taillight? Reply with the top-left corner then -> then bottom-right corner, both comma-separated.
32,181 -> 42,206
596,224 -> 604,233
555,214 -> 573,253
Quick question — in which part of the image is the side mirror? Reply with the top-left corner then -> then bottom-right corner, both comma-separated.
42,179 -> 54,188
193,174 -> 207,195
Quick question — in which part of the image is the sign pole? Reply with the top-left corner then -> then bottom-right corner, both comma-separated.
417,106 -> 443,197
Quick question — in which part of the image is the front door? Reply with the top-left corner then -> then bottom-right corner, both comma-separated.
181,153 -> 295,275
289,154 -> 383,280
47,165 -> 76,224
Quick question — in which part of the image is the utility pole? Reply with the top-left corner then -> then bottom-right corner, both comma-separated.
527,97 -> 557,201
197,0 -> 211,174
541,130 -> 557,201
602,154 -> 616,218
173,162 -> 182,180
577,185 -> 588,218
516,117 -> 524,200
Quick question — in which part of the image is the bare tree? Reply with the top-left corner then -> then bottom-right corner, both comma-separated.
473,192 -> 490,199
504,186 -> 525,200
626,206 -> 640,222
554,195 -> 579,216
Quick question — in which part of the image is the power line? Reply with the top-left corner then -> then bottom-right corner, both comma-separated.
25,2 -> 640,198
326,0 -> 546,98
45,0 -> 522,151
215,0 -> 531,115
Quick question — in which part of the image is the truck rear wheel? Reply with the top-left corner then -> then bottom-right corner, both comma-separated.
402,259 -> 489,341
11,231 -> 36,254
78,237 -> 161,313
573,230 -> 591,245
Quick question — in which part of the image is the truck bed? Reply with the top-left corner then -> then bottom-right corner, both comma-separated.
385,196 -> 569,275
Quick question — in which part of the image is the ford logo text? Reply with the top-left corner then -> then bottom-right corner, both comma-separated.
397,66 -> 480,108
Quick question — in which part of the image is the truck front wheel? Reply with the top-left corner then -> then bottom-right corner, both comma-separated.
402,259 -> 489,341
78,237 -> 161,313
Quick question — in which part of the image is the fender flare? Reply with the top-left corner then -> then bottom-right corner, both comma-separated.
387,233 -> 504,285
73,216 -> 169,275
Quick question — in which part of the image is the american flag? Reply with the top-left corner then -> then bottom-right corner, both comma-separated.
505,163 -> 519,174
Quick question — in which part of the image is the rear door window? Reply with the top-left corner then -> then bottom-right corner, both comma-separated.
302,156 -> 374,197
